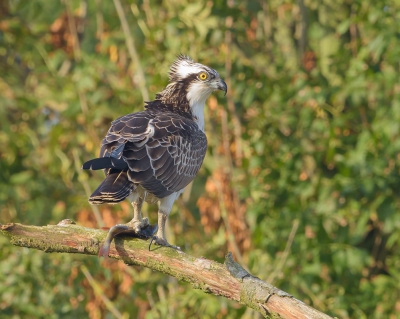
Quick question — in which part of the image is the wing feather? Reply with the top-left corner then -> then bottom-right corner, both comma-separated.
85,109 -> 207,199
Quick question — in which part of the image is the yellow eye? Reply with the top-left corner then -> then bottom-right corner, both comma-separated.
199,72 -> 208,80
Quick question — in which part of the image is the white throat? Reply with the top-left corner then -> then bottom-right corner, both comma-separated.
186,82 -> 213,131
190,100 -> 206,131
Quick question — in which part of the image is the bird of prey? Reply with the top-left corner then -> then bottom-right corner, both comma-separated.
82,55 -> 227,256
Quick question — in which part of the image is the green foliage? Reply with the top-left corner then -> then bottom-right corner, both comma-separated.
1,0 -> 400,318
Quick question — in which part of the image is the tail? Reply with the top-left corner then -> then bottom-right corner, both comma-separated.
89,171 -> 135,205
82,157 -> 127,170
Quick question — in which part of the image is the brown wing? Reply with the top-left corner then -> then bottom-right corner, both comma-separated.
99,110 -> 207,198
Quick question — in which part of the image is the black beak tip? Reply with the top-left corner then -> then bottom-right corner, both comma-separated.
219,80 -> 228,96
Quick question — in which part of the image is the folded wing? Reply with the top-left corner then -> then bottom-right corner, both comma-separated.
82,110 -> 207,200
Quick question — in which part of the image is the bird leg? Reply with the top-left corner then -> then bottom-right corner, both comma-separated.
98,194 -> 157,258
149,210 -> 181,251
126,197 -> 149,232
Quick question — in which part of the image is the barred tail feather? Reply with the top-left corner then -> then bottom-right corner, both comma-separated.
89,171 -> 135,205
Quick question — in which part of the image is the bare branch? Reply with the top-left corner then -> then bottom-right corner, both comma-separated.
1,222 -> 333,319
113,0 -> 149,102
81,264 -> 125,319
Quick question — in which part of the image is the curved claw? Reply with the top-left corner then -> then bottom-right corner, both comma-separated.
98,223 -> 158,258
148,236 -> 181,251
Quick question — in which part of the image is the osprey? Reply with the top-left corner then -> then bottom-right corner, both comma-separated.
82,55 -> 227,256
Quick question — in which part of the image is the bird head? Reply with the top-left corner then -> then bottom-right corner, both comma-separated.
168,55 -> 227,106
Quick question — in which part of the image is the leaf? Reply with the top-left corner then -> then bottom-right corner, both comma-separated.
10,171 -> 33,184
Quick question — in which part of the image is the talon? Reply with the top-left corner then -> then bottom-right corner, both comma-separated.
149,236 -> 156,251
148,236 -> 181,251
127,218 -> 150,233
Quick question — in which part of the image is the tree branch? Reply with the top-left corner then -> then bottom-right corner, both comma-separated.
1,221 -> 333,319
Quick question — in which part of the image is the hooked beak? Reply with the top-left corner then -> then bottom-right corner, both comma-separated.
217,79 -> 228,96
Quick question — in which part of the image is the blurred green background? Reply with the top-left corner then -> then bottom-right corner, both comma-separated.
1,0 -> 400,318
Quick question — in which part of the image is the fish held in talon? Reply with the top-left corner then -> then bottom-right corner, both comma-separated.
98,224 -> 158,258
82,55 -> 227,256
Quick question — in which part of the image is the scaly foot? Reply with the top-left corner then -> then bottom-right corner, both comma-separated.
126,217 -> 149,233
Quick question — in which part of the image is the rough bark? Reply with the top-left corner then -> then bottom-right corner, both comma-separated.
1,221 -> 333,319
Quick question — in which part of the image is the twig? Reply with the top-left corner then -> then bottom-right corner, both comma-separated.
267,219 -> 300,284
349,5 -> 358,58
78,90 -> 89,114
1,222 -> 334,319
94,0 -> 104,40
220,108 -> 232,168
72,149 -> 104,227
142,0 -> 155,28
296,0 -> 308,60
262,2 -> 274,65
81,265 -> 127,319
225,14 -> 243,167
212,176 -> 247,270
113,0 -> 149,102
35,44 -> 58,78
63,0 -> 82,62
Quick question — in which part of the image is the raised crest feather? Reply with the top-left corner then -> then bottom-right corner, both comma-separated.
169,54 -> 195,81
